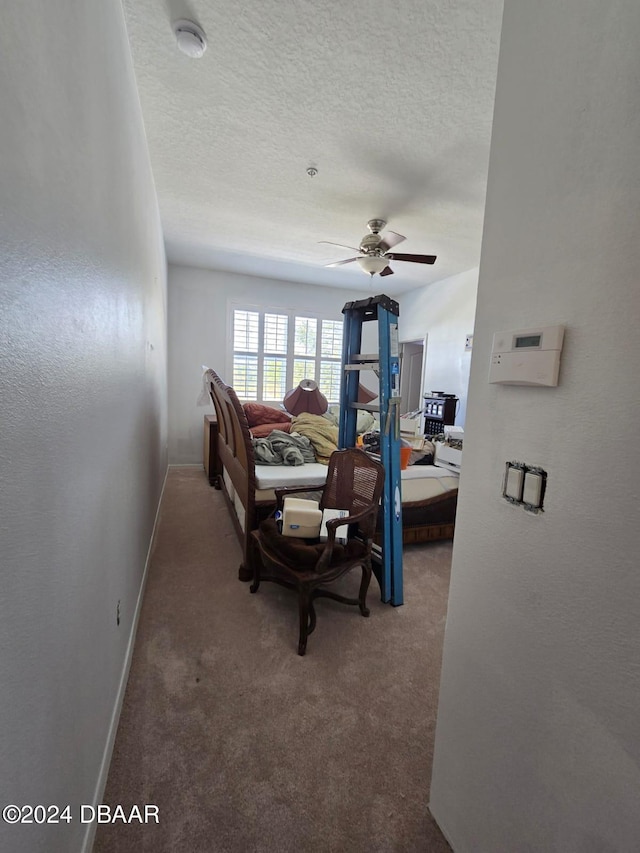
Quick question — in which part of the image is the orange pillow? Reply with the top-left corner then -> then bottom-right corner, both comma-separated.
243,402 -> 291,428
250,422 -> 292,439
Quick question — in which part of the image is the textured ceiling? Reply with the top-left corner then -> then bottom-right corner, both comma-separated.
123,0 -> 503,294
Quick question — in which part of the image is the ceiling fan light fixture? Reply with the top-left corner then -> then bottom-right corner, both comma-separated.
173,19 -> 207,58
357,255 -> 388,276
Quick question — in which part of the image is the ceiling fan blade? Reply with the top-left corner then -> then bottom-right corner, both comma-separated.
378,231 -> 406,252
379,266 -> 394,276
319,240 -> 361,253
325,257 -> 359,268
387,252 -> 437,265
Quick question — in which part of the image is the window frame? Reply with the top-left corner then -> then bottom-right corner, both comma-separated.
227,302 -> 344,405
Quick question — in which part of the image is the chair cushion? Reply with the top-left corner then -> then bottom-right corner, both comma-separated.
258,518 -> 367,570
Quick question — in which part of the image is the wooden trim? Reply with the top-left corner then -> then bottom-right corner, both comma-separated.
203,415 -> 220,487
206,368 -> 259,580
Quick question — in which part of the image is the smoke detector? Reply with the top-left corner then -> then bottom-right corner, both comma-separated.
173,20 -> 207,59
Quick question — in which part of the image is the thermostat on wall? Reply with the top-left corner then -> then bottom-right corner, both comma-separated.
489,324 -> 565,387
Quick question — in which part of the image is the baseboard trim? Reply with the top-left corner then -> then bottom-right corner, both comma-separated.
81,465 -> 169,853
427,801 -> 458,852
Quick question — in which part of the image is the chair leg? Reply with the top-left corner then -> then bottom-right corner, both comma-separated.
308,598 -> 317,636
298,590 -> 312,656
358,562 -> 372,617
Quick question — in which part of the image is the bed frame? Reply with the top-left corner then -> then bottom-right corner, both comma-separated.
205,368 -> 457,582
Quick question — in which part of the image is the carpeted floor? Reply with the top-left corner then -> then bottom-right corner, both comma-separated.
93,467 -> 452,852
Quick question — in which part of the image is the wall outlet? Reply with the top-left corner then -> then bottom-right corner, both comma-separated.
465,334 -> 473,351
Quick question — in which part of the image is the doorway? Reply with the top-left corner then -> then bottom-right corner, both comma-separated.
399,335 -> 427,415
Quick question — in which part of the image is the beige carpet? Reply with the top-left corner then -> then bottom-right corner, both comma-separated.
94,467 -> 452,852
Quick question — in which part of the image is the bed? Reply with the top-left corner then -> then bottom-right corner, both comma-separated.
205,368 -> 458,581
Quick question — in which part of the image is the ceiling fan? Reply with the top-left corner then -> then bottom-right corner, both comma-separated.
320,219 -> 437,277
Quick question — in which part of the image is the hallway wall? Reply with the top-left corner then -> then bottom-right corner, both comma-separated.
0,2 -> 167,851
430,1 -> 640,849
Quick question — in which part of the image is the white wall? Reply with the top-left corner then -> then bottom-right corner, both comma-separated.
398,269 -> 478,426
430,2 -> 640,851
168,264 -> 361,463
0,3 -> 167,852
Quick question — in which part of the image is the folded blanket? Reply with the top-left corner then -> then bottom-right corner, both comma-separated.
253,429 -> 316,466
290,413 -> 339,464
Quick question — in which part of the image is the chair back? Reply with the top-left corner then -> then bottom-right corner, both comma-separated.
320,448 -> 385,537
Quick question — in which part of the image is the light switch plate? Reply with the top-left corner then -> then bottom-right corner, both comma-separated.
523,468 -> 547,512
505,467 -> 524,500
504,462 -> 547,509
503,462 -> 525,503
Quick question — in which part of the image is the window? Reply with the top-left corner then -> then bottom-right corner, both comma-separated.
232,310 -> 259,398
231,307 -> 344,404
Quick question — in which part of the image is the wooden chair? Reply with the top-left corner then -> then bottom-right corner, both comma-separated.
249,448 -> 385,655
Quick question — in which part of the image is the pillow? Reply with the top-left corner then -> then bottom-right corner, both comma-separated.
323,408 -> 340,427
325,405 -> 375,435
243,402 -> 291,428
250,421 -> 292,439
356,410 -> 375,434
